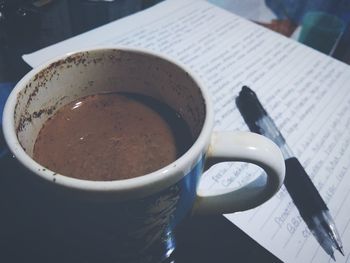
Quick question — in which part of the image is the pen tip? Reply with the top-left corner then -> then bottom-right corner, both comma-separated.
338,246 -> 345,256
333,239 -> 344,256
330,252 -> 336,261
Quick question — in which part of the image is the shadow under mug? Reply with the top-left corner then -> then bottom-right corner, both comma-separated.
2,47 -> 285,262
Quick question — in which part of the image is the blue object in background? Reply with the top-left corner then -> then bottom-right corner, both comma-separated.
265,0 -> 350,25
298,11 -> 346,55
265,0 -> 350,59
0,82 -> 14,158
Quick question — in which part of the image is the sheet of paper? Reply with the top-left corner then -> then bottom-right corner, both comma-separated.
23,1 -> 350,262
207,0 -> 276,22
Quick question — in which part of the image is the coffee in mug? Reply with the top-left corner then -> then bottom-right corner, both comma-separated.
33,92 -> 194,181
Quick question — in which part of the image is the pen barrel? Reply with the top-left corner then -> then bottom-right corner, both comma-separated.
284,157 -> 328,217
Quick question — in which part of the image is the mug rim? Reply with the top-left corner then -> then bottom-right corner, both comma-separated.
2,46 -> 214,197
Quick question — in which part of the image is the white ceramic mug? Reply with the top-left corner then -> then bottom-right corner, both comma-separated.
2,47 -> 285,262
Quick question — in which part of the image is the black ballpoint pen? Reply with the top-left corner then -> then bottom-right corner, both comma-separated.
236,86 -> 344,260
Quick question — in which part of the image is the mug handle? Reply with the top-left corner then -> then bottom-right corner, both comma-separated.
194,131 -> 285,214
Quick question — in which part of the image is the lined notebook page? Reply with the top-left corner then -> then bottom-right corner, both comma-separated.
23,1 -> 350,262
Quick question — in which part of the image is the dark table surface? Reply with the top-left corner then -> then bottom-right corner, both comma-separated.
1,1 -> 349,262
0,153 -> 279,263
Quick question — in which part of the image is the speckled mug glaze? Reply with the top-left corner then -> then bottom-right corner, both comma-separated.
3,47 -> 285,262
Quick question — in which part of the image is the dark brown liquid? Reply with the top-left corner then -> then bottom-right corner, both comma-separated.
33,93 -> 194,181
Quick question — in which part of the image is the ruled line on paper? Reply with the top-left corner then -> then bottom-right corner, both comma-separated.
340,200 -> 350,238
258,72 -> 350,168
295,233 -> 311,259
222,45 -> 309,131
270,203 -> 296,240
248,205 -> 262,223
336,186 -> 350,218
311,245 -> 323,263
260,196 -> 289,231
